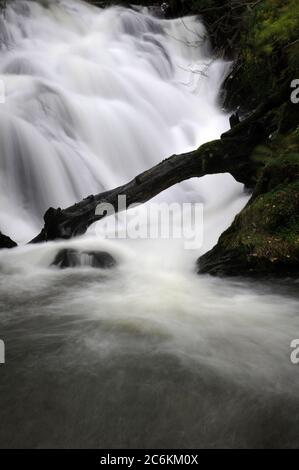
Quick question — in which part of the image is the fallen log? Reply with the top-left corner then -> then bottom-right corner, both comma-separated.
28,82 -> 288,244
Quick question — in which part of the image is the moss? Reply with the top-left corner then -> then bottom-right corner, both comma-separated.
199,132 -> 299,276
226,182 -> 299,255
224,0 -> 299,110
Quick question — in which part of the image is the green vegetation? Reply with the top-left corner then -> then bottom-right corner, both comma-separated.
195,0 -> 299,276
168,1 -> 299,111
235,0 -> 299,108
199,130 -> 299,276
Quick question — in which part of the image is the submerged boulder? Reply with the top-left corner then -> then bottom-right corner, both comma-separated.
52,248 -> 116,269
0,232 -> 17,249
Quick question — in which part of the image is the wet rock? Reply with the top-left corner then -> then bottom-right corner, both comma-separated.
52,248 -> 116,269
0,231 -> 17,249
197,140 -> 299,278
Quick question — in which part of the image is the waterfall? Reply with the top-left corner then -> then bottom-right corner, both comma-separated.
0,0 -> 298,449
0,0 -> 246,245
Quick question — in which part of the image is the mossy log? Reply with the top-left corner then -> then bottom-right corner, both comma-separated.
29,83 -> 289,244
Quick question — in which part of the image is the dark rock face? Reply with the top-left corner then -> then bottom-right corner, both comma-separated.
198,132 -> 299,278
198,241 -> 299,278
52,248 -> 116,269
198,246 -> 249,277
0,232 -> 17,249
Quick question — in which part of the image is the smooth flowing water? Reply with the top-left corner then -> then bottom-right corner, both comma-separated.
0,0 -> 298,448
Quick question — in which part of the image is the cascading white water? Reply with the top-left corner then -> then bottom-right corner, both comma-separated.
0,0 -> 246,245
0,0 -> 299,449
